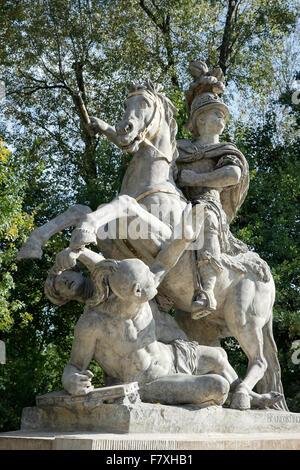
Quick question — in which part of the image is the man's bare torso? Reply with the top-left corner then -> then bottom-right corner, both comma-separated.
81,302 -> 175,383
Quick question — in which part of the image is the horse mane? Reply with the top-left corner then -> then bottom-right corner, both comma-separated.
129,79 -> 179,161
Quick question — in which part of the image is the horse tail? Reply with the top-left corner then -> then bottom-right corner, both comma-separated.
256,315 -> 289,411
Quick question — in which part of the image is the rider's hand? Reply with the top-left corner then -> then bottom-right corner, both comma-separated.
90,116 -> 104,135
182,203 -> 202,242
82,116 -> 108,138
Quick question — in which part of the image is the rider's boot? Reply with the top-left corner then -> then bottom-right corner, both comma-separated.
191,252 -> 222,319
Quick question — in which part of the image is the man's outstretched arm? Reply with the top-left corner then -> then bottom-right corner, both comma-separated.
62,317 -> 96,395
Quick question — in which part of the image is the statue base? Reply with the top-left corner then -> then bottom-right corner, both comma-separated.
19,388 -> 300,435
1,387 -> 299,450
1,429 -> 300,450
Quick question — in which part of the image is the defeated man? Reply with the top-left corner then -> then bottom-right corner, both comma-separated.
45,214 -> 282,410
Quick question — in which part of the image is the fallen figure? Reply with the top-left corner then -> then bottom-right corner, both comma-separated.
45,217 -> 282,410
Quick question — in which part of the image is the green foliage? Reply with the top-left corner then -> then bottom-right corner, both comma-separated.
0,138 -> 35,332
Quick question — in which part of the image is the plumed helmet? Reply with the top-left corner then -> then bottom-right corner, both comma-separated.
184,60 -> 229,135
188,92 -> 230,135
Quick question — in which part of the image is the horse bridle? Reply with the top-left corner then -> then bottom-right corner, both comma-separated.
126,90 -> 172,164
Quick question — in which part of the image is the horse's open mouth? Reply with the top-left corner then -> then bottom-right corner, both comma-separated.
120,136 -> 141,152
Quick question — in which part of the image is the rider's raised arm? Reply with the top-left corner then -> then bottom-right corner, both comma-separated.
89,117 -> 121,147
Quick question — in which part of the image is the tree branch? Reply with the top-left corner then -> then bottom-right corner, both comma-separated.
139,0 -> 163,30
139,1 -> 179,88
22,84 -> 69,96
11,104 -> 77,158
218,0 -> 241,75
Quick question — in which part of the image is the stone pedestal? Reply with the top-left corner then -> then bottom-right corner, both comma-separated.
1,430 -> 300,450
1,388 -> 300,450
17,388 -> 300,435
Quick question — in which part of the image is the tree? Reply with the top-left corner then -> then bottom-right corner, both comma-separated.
0,137 -> 105,432
0,138 -> 35,332
0,0 -> 298,207
0,1 -> 299,430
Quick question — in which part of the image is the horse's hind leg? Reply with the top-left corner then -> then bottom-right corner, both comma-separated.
229,323 -> 268,410
17,204 -> 92,260
224,280 -> 270,410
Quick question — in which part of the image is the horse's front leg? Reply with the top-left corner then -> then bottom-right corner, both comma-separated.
17,204 -> 92,260
70,195 -> 173,250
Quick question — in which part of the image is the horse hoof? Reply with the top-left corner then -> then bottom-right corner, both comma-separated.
70,228 -> 97,249
252,391 -> 284,409
230,391 -> 251,410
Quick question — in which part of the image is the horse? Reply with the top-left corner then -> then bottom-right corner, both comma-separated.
17,80 -> 287,411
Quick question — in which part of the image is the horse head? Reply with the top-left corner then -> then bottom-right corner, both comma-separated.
115,79 -> 178,157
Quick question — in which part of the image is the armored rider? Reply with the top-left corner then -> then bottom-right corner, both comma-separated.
176,61 -> 249,318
